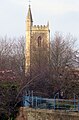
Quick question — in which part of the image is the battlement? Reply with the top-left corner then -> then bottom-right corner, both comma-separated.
32,25 -> 49,31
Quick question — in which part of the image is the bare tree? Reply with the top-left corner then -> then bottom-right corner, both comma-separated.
0,33 -> 79,119
0,36 -> 26,119
0,36 -> 14,70
50,32 -> 78,97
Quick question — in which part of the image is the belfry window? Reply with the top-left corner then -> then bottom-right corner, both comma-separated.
37,36 -> 41,47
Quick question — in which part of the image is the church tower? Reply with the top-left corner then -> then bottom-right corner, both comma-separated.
25,5 -> 50,77
26,5 -> 33,73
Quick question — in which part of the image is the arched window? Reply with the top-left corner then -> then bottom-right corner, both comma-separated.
37,36 -> 41,47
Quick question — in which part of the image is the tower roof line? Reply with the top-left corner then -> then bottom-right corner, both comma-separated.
27,4 -> 33,22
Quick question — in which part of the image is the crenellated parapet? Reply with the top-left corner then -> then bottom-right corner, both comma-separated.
32,25 -> 49,31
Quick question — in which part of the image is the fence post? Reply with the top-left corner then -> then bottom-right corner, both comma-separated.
54,93 -> 57,110
58,93 -> 59,109
74,94 -> 76,111
54,96 -> 56,110
28,90 -> 30,101
31,90 -> 33,107
36,97 -> 37,108
23,95 -> 25,107
54,92 -> 59,110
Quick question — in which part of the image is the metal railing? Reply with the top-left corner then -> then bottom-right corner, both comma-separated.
22,91 -> 79,112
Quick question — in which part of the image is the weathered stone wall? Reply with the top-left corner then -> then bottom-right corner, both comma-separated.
16,107 -> 79,120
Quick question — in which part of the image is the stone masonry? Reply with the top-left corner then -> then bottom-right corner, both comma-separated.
16,107 -> 79,120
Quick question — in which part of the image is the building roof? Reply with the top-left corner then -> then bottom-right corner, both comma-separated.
27,5 -> 33,22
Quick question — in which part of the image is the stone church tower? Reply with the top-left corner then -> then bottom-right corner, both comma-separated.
25,5 -> 50,77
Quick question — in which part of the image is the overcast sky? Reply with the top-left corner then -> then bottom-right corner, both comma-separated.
0,0 -> 79,42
